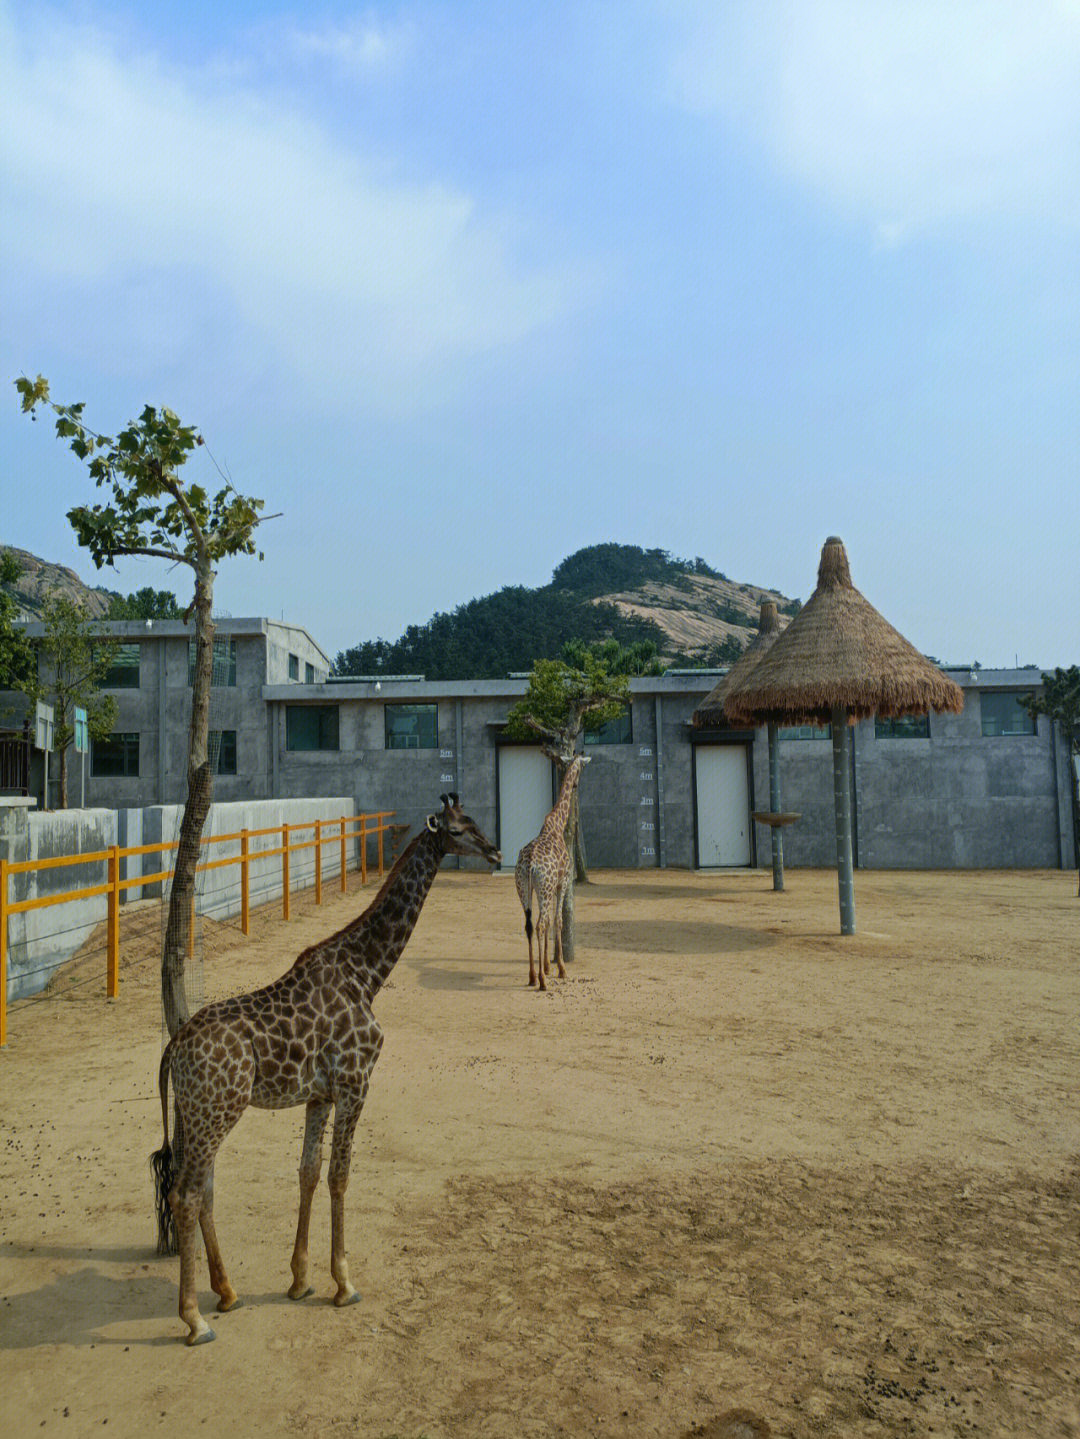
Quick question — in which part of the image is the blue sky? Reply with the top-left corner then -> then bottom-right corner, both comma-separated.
2,1 -> 1077,667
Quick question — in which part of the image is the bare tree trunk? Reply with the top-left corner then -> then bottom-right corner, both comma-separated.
58,744 -> 69,810
161,566 -> 215,1039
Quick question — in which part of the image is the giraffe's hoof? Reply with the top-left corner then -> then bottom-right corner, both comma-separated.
216,1296 -> 242,1313
287,1285 -> 314,1301
333,1288 -> 361,1308
186,1326 -> 216,1346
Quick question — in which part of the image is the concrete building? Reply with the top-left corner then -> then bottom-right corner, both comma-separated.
8,618 -> 1075,874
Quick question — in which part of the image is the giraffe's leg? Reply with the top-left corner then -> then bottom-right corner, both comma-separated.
327,1079 -> 369,1307
199,1163 -> 240,1313
526,908 -> 537,987
170,1155 -> 217,1346
537,918 -> 548,991
289,1097 -> 331,1300
554,887 -> 568,979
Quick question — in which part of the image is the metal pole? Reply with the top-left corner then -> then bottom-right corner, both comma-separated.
766,721 -> 784,892
831,707 -> 856,934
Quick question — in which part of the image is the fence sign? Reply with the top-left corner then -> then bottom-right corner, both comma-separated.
34,701 -> 54,752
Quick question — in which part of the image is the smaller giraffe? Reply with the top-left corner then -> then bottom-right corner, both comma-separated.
151,794 -> 499,1345
515,756 -> 589,990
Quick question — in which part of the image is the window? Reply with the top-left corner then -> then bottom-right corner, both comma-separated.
385,703 -> 438,750
288,653 -> 299,681
779,723 -> 832,740
585,706 -> 633,745
98,643 -> 140,689
209,729 -> 237,775
286,705 -> 339,751
980,692 -> 1035,737
305,662 -> 315,684
875,715 -> 930,739
91,732 -> 139,777
188,637 -> 237,687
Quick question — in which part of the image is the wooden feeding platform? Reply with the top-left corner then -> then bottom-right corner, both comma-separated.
752,811 -> 801,828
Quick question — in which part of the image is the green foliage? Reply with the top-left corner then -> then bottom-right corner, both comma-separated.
1025,666 -> 1080,894
504,640 -> 644,756
551,543 -> 722,595
0,550 -> 35,689
22,593 -> 118,803
15,375 -> 264,575
1023,666 -> 1080,744
107,586 -> 184,620
333,587 -> 664,680
25,593 -> 118,746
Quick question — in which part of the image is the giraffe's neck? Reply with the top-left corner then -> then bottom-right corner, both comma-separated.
337,828 -> 445,1001
543,762 -> 581,838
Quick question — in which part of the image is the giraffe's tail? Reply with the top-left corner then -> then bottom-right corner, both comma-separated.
150,1042 -> 179,1257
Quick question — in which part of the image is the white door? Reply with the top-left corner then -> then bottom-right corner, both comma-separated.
497,747 -> 554,872
695,745 -> 751,867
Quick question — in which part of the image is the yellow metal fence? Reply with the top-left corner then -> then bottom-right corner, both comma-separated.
0,811 -> 395,1048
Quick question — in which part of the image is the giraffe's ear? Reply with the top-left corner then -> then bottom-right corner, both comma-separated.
425,814 -> 439,833
439,793 -> 451,809
450,792 -> 459,807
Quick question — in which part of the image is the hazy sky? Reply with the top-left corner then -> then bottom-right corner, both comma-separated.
3,1 -> 1077,667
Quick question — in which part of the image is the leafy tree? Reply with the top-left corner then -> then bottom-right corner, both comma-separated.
0,551 -> 35,689
16,375 -> 266,1050
107,586 -> 183,620
1024,666 -> 1080,896
19,593 -> 118,808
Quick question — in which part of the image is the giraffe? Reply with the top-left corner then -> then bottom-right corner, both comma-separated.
515,755 -> 589,990
150,793 -> 500,1346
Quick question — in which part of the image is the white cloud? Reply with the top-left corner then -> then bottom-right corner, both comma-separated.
286,13 -> 414,75
668,0 -> 1080,239
0,4 -> 579,409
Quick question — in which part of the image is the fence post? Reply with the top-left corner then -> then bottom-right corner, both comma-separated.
339,818 -> 347,894
241,829 -> 250,935
282,823 -> 290,920
315,819 -> 322,906
107,846 -> 120,999
360,817 -> 368,886
0,857 -> 8,1047
377,815 -> 385,877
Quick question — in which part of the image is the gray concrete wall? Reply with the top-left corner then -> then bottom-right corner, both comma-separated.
13,616 -> 1070,876
3,797 -> 360,1002
2,804 -> 116,1002
134,796 -> 358,918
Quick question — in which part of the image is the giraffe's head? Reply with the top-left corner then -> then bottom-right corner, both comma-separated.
426,793 -> 501,867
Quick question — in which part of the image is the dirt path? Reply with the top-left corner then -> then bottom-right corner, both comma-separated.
1,866 -> 1078,1438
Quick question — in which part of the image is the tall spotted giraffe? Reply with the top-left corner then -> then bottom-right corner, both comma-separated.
151,794 -> 500,1345
515,755 -> 589,990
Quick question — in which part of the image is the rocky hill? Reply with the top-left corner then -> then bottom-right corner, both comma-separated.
0,546 -> 118,621
333,544 -> 800,679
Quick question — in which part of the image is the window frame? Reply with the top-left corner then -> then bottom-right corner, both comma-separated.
384,703 -> 439,751
187,637 -> 237,687
779,723 -> 833,740
875,714 -> 930,740
584,706 -> 633,746
980,692 -> 1036,738
285,705 -> 340,752
97,642 -> 141,689
90,731 -> 140,777
209,728 -> 238,775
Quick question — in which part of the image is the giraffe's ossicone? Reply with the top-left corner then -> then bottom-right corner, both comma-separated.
151,794 -> 500,1346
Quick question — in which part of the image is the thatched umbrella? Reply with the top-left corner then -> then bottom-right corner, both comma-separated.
693,600 -> 796,891
723,537 -> 964,934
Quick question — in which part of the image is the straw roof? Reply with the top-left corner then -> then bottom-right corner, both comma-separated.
692,599 -> 782,728
723,537 -> 964,726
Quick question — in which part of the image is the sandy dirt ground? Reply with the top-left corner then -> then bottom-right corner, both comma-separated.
1,862 -> 1078,1439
